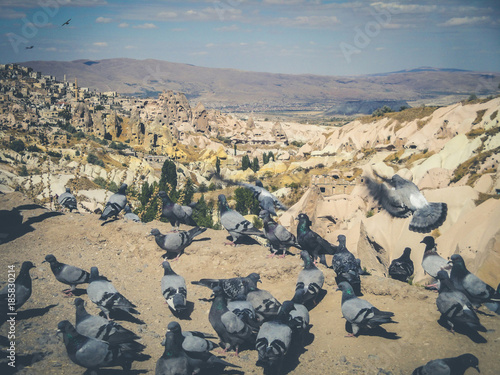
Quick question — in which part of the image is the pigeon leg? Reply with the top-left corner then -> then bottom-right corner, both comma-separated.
224,241 -> 236,246
62,289 -> 74,297
171,254 -> 182,261
344,333 -> 357,338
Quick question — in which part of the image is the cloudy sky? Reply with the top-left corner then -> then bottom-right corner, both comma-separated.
1,0 -> 499,76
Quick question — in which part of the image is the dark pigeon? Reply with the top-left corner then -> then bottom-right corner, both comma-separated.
218,194 -> 264,245
365,174 -> 447,233
421,236 -> 450,289
296,213 -> 336,267
228,294 -> 260,330
449,254 -> 500,312
87,267 -> 139,320
485,283 -> 500,314
255,300 -> 295,375
150,226 -> 207,260
293,251 -> 324,307
57,320 -> 149,374
389,247 -> 414,282
161,260 -> 187,314
332,234 -> 361,295
285,298 -> 310,349
412,353 -> 479,375
337,281 -> 397,337
192,273 -> 261,300
208,286 -> 254,354
99,183 -> 128,221
43,254 -> 89,296
158,190 -> 197,231
58,187 -> 78,212
0,261 -> 35,313
259,209 -> 301,258
155,328 -> 192,375
123,205 -> 141,223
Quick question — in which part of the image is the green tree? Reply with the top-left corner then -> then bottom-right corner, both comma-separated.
233,143 -> 237,156
182,178 -> 195,205
241,155 -> 250,171
159,159 -> 177,193
252,157 -> 259,172
192,194 -> 214,228
215,157 -> 221,176
234,187 -> 260,215
268,151 -> 275,162
263,153 -> 269,165
87,153 -> 105,167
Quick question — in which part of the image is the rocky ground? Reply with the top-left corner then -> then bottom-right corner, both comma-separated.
0,191 -> 499,375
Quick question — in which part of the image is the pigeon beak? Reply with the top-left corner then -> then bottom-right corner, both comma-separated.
160,338 -> 166,346
42,260 -> 47,263
335,287 -> 341,291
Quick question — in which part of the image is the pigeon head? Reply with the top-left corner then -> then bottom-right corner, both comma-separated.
57,320 -> 75,334
402,247 -> 412,257
300,251 -> 312,266
258,210 -> 270,220
158,191 -> 172,203
420,236 -> 435,250
255,180 -> 264,187
74,298 -> 85,307
65,187 -> 71,193
162,260 -> 174,274
436,270 -> 449,281
458,354 -> 479,373
247,273 -> 262,284
150,228 -> 161,237
89,267 -> 100,282
337,234 -> 346,244
124,205 -> 132,213
390,174 -> 409,187
212,286 -> 224,297
43,254 -> 57,264
449,254 -> 467,271
336,281 -> 354,295
118,183 -> 128,194
167,321 -> 182,334
280,300 -> 296,315
296,213 -> 311,227
21,261 -> 36,272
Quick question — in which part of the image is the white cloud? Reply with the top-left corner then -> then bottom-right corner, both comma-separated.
93,42 -> 108,47
215,24 -> 239,32
133,23 -> 157,29
158,11 -> 177,19
125,45 -> 136,49
274,15 -> 339,28
96,16 -> 112,23
0,9 -> 26,19
370,2 -> 437,14
440,16 -> 490,27
118,22 -> 129,28
190,51 -> 208,56
206,43 -> 215,48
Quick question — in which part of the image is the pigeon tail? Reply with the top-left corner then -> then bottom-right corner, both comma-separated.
188,226 -> 207,239
410,202 -> 447,233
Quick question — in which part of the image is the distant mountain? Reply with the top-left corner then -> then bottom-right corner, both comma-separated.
19,58 -> 500,113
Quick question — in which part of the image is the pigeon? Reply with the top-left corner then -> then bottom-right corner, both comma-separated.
255,300 -> 295,375
87,267 -> 139,320
192,273 -> 261,300
166,321 -> 240,373
435,271 -> 486,334
246,286 -> 282,323
150,226 -> 207,260
156,328 -> 192,375
421,236 -> 450,289
293,251 -> 324,307
239,180 -> 288,215
99,183 -> 128,221
74,298 -> 143,349
332,234 -> 362,295
123,205 -> 141,222
218,194 -> 264,245
158,190 -> 197,231
336,281 -> 397,337
208,286 -> 255,354
365,174 -> 448,233
62,18 -> 71,26
449,254 -> 500,311
58,187 -> 78,212
412,353 -> 479,375
0,261 -> 35,313
43,254 -> 89,296
485,283 -> 500,314
286,297 -> 310,348
161,260 -> 187,314
227,294 -> 260,330
259,209 -> 301,258
296,213 -> 336,267
388,247 -> 414,282
57,320 -> 149,374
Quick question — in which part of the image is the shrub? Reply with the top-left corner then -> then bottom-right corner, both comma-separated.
19,165 -> 29,176
87,153 -> 105,167
93,177 -> 107,189
198,183 -> 208,193
9,139 -> 25,152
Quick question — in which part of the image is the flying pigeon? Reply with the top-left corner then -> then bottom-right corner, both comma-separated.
25,45 -> 34,49
57,320 -> 149,373
150,226 -> 207,260
155,328 -> 193,375
337,281 -> 397,337
62,18 -> 71,26
421,236 -> 450,289
218,194 -> 264,245
123,205 -> 141,223
259,209 -> 301,258
87,267 -> 139,320
365,174 -> 448,233
449,254 -> 500,312
191,273 -> 261,300
74,298 -> 143,348
161,260 -> 187,314
246,285 -> 282,323
412,353 -> 479,375
43,254 -> 89,296
158,190 -> 197,231
208,286 -> 255,354
293,251 -> 324,307
389,247 -> 414,282
58,187 -> 78,212
296,213 -> 336,267
0,261 -> 35,313
435,271 -> 486,334
255,300 -> 295,375
332,234 -> 362,295
239,180 -> 288,215
99,183 -> 128,221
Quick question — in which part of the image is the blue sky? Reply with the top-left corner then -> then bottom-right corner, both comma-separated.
1,0 -> 499,76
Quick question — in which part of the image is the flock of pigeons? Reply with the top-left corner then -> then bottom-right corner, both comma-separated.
2,173 -> 499,374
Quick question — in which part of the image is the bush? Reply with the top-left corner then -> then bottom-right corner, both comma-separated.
87,153 -> 105,167
234,187 -> 260,215
93,177 -> 107,189
19,165 -> 29,176
9,139 -> 25,152
198,183 -> 208,193
27,145 -> 40,152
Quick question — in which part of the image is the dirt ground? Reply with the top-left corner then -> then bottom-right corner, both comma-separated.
0,192 -> 499,375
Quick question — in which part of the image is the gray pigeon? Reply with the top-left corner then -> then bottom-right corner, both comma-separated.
294,251 -> 324,307
123,205 -> 141,223
100,183 -> 128,221
155,328 -> 192,375
158,190 -> 197,231
421,236 -> 450,289
218,194 -> 264,245
365,174 -> 447,233
0,261 -> 35,313
285,298 -> 310,348
239,180 -> 288,215
449,254 -> 500,311
435,271 -> 486,334
388,247 -> 414,282
150,226 -> 207,260
296,213 -> 336,267
208,286 -> 255,354
337,281 -> 396,337
412,353 -> 479,375
259,209 -> 301,258
58,320 -> 149,374
332,234 -> 362,295
43,254 -> 89,296
228,294 -> 260,330
246,285 -> 282,323
58,187 -> 78,212
192,273 -> 262,300
161,260 -> 187,314
485,283 -> 500,314
87,267 -> 139,320
255,300 -> 295,375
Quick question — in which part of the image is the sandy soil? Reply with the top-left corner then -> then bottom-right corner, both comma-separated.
0,192 -> 499,375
